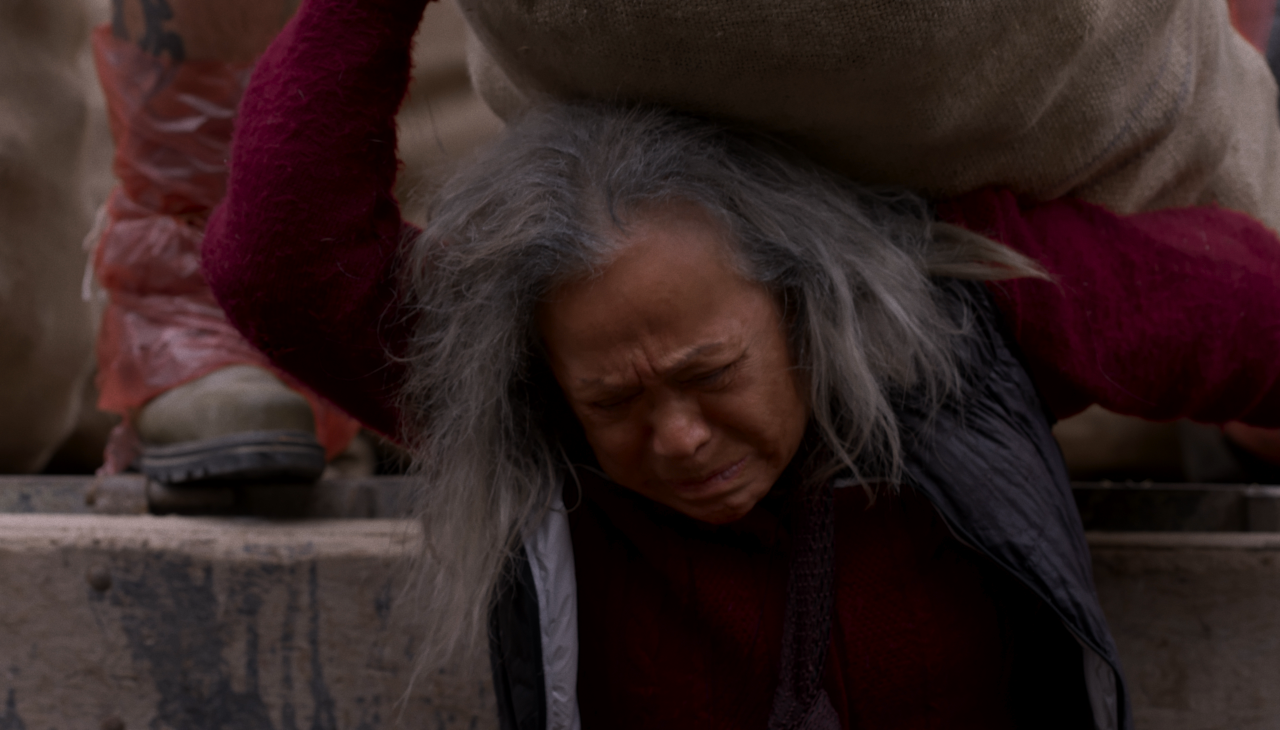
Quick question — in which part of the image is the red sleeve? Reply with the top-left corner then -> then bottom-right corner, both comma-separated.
937,188 -> 1280,427
202,0 -> 430,440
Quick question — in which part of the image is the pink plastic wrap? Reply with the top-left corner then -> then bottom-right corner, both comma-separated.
91,27 -> 359,473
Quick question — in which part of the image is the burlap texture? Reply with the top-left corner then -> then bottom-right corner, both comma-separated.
461,0 -> 1280,230
0,1 -> 106,471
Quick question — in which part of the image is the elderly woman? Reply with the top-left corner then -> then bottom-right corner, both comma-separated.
204,1 -> 1280,728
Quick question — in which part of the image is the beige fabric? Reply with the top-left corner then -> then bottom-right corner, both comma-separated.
0,1 -> 111,472
397,0 -> 506,226
461,0 -> 1280,229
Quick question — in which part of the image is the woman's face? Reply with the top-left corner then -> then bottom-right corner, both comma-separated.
539,201 -> 810,524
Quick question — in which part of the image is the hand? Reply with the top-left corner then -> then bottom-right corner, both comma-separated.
1223,422 -> 1280,467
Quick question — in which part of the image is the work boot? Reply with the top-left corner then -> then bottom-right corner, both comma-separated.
134,365 -> 326,485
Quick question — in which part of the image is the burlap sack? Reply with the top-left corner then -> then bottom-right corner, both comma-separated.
0,1 -> 108,472
461,0 -> 1280,230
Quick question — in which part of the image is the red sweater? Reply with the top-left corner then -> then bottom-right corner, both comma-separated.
570,470 -> 1036,730
202,0 -> 1280,726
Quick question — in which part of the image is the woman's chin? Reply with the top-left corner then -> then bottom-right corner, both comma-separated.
670,478 -> 768,524
689,502 -> 755,524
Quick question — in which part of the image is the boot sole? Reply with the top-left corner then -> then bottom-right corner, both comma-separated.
137,429 -> 326,485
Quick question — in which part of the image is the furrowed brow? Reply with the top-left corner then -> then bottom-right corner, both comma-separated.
573,342 -> 728,388
659,342 -> 727,376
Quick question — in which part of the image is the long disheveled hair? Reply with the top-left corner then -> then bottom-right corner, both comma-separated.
397,104 -> 1044,667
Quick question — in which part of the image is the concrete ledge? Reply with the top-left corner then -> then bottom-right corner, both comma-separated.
1090,532 -> 1280,729
1088,530 -> 1280,549
0,513 -> 421,559
0,514 -> 495,730
8,515 -> 1280,727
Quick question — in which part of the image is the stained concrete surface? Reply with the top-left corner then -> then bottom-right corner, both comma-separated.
0,514 -> 496,730
7,505 -> 1280,727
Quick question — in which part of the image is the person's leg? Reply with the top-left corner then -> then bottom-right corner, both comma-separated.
92,0 -> 358,482
93,0 -> 504,482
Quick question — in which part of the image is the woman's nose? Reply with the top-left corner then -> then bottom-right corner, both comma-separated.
650,395 -> 712,458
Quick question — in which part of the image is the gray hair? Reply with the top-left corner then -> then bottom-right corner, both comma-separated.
397,104 -> 1044,666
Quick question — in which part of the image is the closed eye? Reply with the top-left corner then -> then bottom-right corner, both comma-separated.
681,362 -> 734,388
590,392 -> 639,411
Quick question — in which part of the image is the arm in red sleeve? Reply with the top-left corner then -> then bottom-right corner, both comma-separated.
203,0 -> 430,440
937,189 -> 1280,427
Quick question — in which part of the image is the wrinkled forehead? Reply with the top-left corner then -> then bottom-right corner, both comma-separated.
536,198 -> 775,356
